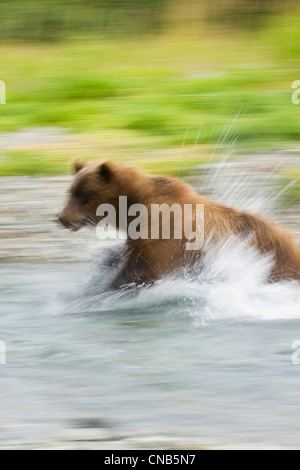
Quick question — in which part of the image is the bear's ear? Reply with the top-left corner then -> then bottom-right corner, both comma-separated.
98,162 -> 112,181
71,157 -> 86,174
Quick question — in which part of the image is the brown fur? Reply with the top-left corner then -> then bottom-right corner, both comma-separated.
59,160 -> 300,287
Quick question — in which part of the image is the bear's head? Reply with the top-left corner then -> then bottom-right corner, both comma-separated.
58,158 -> 150,231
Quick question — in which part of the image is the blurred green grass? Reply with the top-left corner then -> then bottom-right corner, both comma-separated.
1,147 -> 211,177
0,2 -> 300,176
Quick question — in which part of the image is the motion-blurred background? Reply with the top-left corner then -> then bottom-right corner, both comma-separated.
0,0 -> 300,186
2,2 -> 300,450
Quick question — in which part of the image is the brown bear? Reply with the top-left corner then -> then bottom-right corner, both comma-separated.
58,159 -> 300,288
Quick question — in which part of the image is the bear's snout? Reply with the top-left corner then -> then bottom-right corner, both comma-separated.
57,214 -> 88,232
58,215 -> 71,228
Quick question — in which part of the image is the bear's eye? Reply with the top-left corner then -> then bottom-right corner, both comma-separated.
81,192 -> 95,205
72,186 -> 95,205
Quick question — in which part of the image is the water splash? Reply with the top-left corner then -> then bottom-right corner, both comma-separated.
63,234 -> 300,324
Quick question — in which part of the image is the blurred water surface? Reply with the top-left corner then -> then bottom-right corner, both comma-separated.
1,253 -> 300,449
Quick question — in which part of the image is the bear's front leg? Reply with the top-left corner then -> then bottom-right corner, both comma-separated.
109,240 -> 184,290
109,251 -> 158,290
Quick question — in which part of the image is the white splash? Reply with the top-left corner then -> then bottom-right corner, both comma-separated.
64,234 -> 300,325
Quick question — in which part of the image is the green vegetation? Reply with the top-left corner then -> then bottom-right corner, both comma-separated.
0,1 -> 300,176
0,0 -> 168,42
2,143 -> 213,177
0,1 -> 296,41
